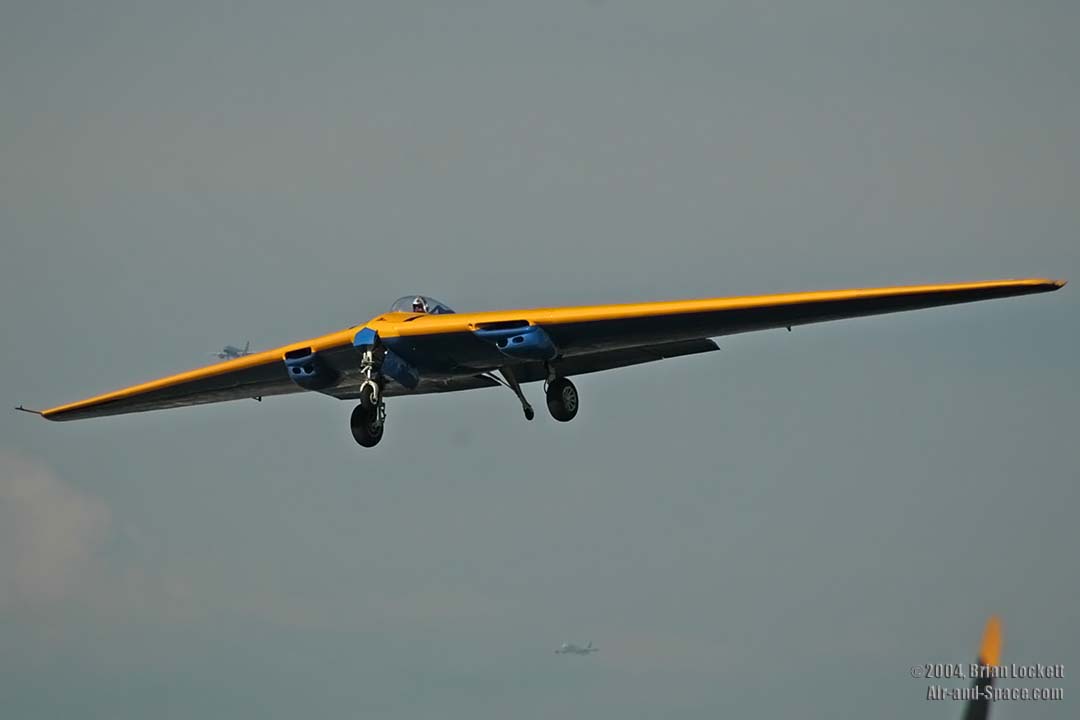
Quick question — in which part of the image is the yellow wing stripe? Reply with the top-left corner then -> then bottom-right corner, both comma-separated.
372,278 -> 1066,338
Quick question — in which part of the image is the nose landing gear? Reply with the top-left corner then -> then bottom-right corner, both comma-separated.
350,383 -> 385,447
351,345 -> 386,447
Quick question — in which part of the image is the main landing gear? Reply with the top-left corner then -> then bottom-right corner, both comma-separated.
489,365 -> 580,423
545,376 -> 578,422
349,355 -> 582,448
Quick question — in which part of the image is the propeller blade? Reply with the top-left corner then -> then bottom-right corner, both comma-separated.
962,616 -> 1002,720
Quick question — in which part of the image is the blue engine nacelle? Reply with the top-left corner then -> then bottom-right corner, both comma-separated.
473,324 -> 559,361
284,347 -> 339,391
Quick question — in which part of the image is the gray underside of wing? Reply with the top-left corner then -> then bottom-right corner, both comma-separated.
369,338 -> 719,398
50,339 -> 718,417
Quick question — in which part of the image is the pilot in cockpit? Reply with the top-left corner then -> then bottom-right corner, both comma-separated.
411,296 -> 428,313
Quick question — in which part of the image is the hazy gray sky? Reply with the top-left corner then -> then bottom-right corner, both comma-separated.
2,2 -> 1077,718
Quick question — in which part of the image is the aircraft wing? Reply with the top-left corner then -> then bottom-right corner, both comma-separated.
388,278 -> 1064,356
27,278 -> 1063,422
32,328 -> 359,421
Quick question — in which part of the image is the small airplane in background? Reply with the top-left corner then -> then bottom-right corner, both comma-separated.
555,641 -> 598,655
212,341 -> 250,361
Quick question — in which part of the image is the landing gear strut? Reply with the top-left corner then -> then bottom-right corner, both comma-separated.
545,377 -> 578,422
498,367 -> 535,421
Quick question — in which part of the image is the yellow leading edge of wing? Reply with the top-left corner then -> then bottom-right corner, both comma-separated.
373,277 -> 1066,337
38,327 -> 358,419
37,277 -> 1065,419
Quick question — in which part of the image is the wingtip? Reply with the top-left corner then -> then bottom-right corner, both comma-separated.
1023,278 -> 1066,289
1009,277 -> 1066,289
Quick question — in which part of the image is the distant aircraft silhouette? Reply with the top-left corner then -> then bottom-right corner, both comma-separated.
212,341 -> 250,360
555,641 -> 598,655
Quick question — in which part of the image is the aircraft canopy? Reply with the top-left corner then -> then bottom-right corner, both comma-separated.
389,295 -> 455,314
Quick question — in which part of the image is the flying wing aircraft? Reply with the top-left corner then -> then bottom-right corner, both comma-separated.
555,641 -> 598,655
18,279 -> 1065,448
212,341 -> 251,361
